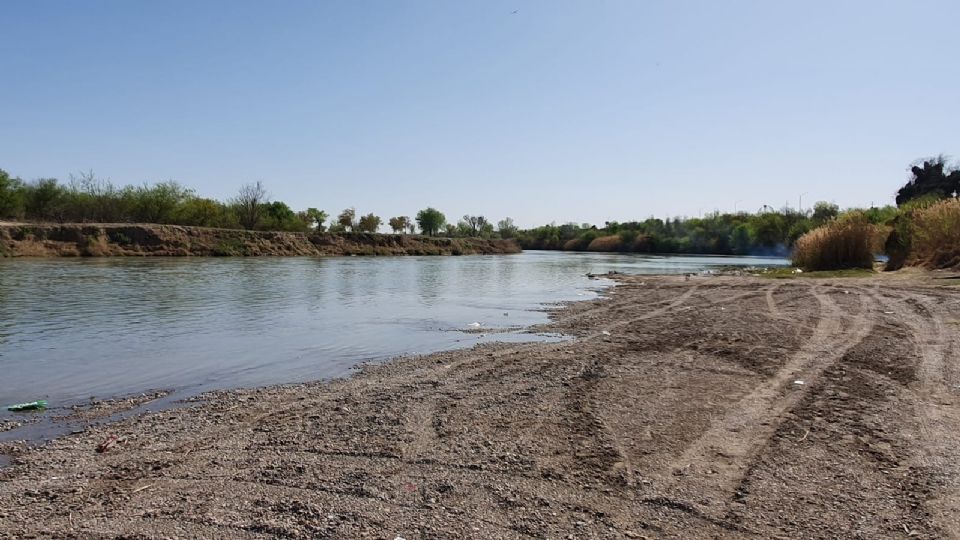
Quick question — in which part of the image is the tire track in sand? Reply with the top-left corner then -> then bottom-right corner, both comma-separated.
765,282 -> 783,320
558,283 -> 701,333
561,283 -> 781,490
874,289 -> 960,538
657,284 -> 876,515
397,285 -> 708,467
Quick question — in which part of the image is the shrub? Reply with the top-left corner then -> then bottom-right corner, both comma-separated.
618,229 -> 638,244
212,238 -> 249,256
110,231 -> 133,245
909,198 -> 960,269
586,235 -> 623,252
562,238 -> 582,251
791,213 -> 877,271
883,207 -> 922,271
631,234 -> 654,252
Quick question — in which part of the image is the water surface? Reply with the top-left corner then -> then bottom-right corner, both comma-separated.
0,251 -> 786,409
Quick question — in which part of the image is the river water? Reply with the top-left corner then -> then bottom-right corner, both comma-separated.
0,251 -> 786,409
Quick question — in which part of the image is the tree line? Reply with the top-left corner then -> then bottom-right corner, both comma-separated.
519,156 -> 959,257
2,156 -> 955,255
0,169 -> 519,237
513,202 -> 879,256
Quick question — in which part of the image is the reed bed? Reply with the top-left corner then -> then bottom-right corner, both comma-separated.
791,213 -> 877,271
909,198 -> 960,269
586,235 -> 623,252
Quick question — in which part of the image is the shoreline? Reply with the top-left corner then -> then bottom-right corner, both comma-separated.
0,222 -> 521,257
2,273 -> 960,537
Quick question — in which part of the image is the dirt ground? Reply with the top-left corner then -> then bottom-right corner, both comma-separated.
2,273 -> 960,539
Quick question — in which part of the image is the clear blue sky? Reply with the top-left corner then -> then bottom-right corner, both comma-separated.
2,1 -> 957,227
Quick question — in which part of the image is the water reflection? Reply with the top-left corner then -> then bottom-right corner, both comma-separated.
0,251 -> 786,408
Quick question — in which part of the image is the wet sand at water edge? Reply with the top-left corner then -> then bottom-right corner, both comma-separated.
2,273 -> 960,539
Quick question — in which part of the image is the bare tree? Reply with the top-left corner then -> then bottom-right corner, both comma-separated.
234,181 -> 268,230
462,215 -> 489,237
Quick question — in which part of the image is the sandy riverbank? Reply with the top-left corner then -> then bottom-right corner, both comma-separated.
2,273 -> 960,538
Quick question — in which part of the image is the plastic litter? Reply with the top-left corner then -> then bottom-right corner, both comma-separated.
793,380 -> 805,385
6,399 -> 47,412
468,322 -> 481,328
601,330 -> 611,336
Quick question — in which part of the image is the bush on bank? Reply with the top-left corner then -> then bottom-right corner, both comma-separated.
791,213 -> 880,271
907,198 -> 960,270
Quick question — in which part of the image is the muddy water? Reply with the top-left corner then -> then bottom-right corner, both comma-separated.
0,252 -> 786,410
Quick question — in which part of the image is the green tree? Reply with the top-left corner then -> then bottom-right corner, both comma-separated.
176,197 -> 235,228
388,216 -> 410,233
751,212 -> 786,248
811,201 -> 839,224
357,213 -> 381,233
416,207 -> 446,236
455,220 -> 472,237
134,181 -> 193,224
337,208 -> 356,232
262,201 -> 308,231
461,215 -> 489,237
497,217 -> 518,239
479,221 -> 495,238
787,221 -> 811,246
0,169 -> 24,219
303,208 -> 328,231
25,178 -> 66,221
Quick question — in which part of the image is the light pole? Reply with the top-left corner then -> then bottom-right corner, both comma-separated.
798,192 -> 808,213
734,199 -> 743,214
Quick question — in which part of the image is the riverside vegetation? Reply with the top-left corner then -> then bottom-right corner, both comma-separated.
791,157 -> 960,271
519,156 -> 960,272
1,157 -> 959,269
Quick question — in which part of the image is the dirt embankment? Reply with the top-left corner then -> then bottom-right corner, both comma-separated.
0,223 -> 520,257
2,274 -> 960,538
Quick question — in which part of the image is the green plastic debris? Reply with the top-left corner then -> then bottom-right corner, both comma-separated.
6,400 -> 47,412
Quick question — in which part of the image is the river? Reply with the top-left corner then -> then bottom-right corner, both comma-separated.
0,251 -> 786,409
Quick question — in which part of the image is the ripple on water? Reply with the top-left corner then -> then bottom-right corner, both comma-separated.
0,252 -> 787,407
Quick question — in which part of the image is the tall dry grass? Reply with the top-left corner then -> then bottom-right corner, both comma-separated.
791,213 -> 879,271
909,198 -> 960,269
586,235 -> 623,252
